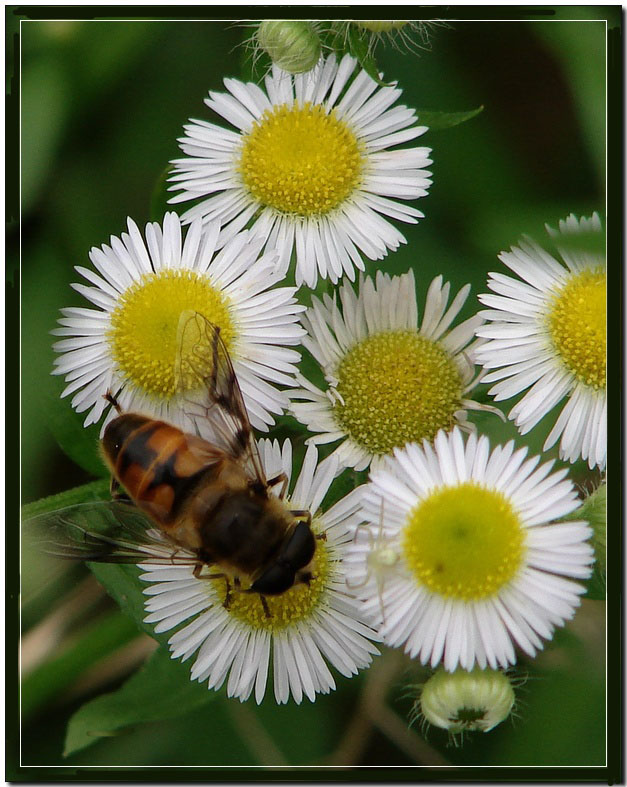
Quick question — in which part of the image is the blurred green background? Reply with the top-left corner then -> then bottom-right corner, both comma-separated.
15,11 -> 609,772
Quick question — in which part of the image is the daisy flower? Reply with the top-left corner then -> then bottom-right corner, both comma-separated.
168,53 -> 432,287
289,270 -> 497,473
344,428 -> 594,672
140,441 -> 379,704
52,212 -> 305,432
475,213 -> 606,469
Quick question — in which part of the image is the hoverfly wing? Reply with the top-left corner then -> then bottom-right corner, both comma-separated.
24,501 -> 199,566
174,310 -> 267,485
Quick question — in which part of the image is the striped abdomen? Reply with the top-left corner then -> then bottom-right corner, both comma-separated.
101,413 -> 220,528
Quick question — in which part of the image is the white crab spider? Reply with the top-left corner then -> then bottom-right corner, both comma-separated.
345,501 -> 400,623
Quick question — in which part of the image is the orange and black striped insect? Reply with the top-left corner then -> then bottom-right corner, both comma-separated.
28,312 -> 321,616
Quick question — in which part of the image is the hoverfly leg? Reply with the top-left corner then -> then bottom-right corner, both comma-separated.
170,549 -> 182,566
260,595 -> 271,619
109,477 -> 131,503
104,389 -> 123,414
192,558 -> 225,582
223,577 -> 232,610
267,472 -> 289,500
290,509 -> 312,526
193,567 -> 228,584
291,509 -> 325,540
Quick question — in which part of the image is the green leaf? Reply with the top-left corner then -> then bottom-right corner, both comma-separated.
64,645 -> 218,756
561,486 -> 606,600
21,490 -> 166,643
346,26 -> 390,87
584,571 -> 606,600
87,562 -> 184,649
416,106 -> 484,131
88,563 -> 160,640
45,374 -> 108,479
21,478 -> 110,521
21,610 -> 139,721
323,25 -> 348,57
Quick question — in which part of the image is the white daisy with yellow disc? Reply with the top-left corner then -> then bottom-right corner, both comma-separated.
476,213 -> 606,469
289,270 -> 498,472
168,54 -> 432,287
140,441 -> 379,704
344,428 -> 594,672
52,212 -> 305,431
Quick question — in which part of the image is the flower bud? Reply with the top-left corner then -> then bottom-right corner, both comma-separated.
418,668 -> 515,734
356,21 -> 408,33
255,20 -> 321,74
347,20 -> 442,55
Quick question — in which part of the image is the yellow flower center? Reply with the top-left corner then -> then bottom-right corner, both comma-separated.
402,483 -> 525,601
239,102 -> 363,217
334,331 -> 463,456
547,268 -> 606,389
108,270 -> 233,399
210,523 -> 331,632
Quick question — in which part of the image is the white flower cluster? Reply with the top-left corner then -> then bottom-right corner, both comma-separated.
51,48 -> 603,716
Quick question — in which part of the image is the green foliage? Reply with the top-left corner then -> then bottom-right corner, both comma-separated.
22,611 -> 139,722
17,15 -> 608,770
563,483 -> 607,600
89,563 -> 161,641
584,570 -> 607,601
64,646 -> 219,757
416,105 -> 484,130
46,394 -> 108,479
21,478 -> 110,521
483,629 -> 605,766
344,25 -> 390,86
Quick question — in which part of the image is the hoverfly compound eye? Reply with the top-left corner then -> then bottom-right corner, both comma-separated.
250,562 -> 296,596
282,521 -> 316,570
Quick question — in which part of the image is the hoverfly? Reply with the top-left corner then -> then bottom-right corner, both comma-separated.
27,312 -> 320,618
